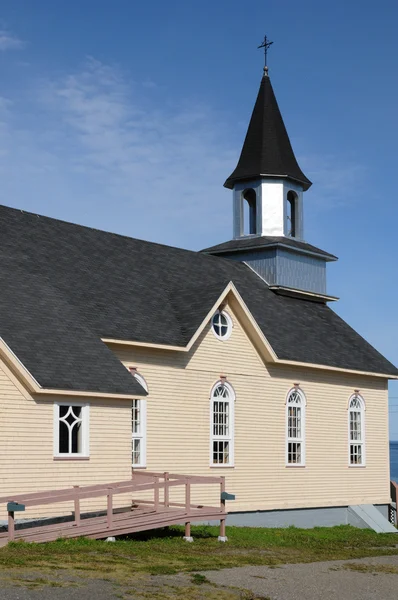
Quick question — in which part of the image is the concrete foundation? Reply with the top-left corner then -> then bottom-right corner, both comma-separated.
204,504 -> 390,530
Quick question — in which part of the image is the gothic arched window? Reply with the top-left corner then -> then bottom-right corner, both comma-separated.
130,370 -> 148,468
348,393 -> 365,466
210,381 -> 235,466
243,188 -> 257,235
286,387 -> 306,465
286,190 -> 297,237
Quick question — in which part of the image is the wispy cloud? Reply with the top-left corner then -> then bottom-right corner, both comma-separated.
0,29 -> 25,51
32,57 -> 235,246
0,57 -> 364,250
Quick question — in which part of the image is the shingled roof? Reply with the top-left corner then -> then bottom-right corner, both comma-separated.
0,204 -> 396,397
224,72 -> 312,190
202,235 -> 337,261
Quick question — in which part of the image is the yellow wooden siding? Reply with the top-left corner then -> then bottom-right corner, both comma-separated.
115,304 -> 391,512
0,361 -> 132,519
0,300 -> 391,520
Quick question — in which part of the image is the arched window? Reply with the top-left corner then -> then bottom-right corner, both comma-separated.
242,188 -> 257,235
286,191 -> 297,237
210,381 -> 235,466
286,387 -> 306,465
130,370 -> 148,468
348,393 -> 365,466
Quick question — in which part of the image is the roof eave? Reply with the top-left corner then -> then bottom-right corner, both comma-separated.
0,337 -> 146,399
224,172 -> 312,191
202,241 -> 337,262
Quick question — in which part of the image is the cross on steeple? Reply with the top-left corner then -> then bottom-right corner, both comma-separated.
257,35 -> 273,70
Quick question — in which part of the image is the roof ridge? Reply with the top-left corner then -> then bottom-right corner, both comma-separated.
0,203 -> 222,260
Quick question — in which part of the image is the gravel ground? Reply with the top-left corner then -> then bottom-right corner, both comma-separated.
203,554 -> 398,600
0,555 -> 398,599
0,578 -> 116,600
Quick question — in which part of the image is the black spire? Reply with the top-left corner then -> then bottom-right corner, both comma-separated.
224,72 -> 312,190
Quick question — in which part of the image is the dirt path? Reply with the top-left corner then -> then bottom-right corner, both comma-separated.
0,555 -> 398,599
203,554 -> 398,600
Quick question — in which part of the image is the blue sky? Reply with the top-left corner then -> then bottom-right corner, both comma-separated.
1,0 -> 398,436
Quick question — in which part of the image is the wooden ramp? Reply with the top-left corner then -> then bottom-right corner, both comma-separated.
0,472 -> 228,545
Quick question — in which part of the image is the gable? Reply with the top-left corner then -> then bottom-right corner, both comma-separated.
185,302 -> 266,378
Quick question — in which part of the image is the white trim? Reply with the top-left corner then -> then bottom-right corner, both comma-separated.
0,336 -> 41,389
285,387 -> 306,467
211,310 -> 233,341
53,402 -> 90,458
348,393 -> 366,467
132,398 -> 147,468
210,381 -> 235,467
102,283 -> 398,381
133,372 -> 149,393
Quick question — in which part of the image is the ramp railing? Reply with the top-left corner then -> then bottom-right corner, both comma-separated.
0,471 -> 229,544
131,471 -> 228,539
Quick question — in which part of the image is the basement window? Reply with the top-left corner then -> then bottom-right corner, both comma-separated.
54,403 -> 89,457
212,310 -> 232,341
286,388 -> 306,466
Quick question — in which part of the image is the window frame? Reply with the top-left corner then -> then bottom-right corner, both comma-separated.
132,398 -> 147,468
285,387 -> 306,467
131,372 -> 148,469
209,381 -> 235,468
211,310 -> 233,341
348,393 -> 366,467
53,402 -> 90,458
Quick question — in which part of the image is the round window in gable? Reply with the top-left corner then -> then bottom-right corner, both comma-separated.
211,310 -> 232,341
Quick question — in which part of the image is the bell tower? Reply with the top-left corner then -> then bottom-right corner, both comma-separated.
225,63 -> 311,241
202,43 -> 338,302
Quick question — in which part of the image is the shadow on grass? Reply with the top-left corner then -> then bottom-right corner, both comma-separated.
119,525 -> 217,542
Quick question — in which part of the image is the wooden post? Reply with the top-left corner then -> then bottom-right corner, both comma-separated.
154,477 -> 159,512
164,472 -> 169,508
183,480 -> 193,541
8,511 -> 15,542
107,489 -> 113,528
73,486 -> 80,526
219,477 -> 227,541
185,480 -> 191,513
185,521 -> 191,538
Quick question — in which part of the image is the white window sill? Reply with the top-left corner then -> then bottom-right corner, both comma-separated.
132,465 -> 147,469
54,455 -> 90,461
285,464 -> 306,468
348,464 -> 366,468
210,464 -> 235,469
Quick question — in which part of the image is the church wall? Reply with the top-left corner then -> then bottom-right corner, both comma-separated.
0,359 -> 132,520
0,301 -> 391,522
114,302 -> 391,514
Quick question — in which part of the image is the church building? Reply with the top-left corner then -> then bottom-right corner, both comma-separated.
0,60 -> 396,528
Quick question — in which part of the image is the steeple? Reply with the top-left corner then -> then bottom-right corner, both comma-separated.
224,69 -> 311,191
202,46 -> 338,302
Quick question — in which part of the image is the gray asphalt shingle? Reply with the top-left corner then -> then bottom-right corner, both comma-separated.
0,204 -> 396,397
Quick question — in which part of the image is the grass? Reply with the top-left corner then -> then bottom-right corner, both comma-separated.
1,525 -> 398,573
0,525 -> 396,597
342,562 -> 398,575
